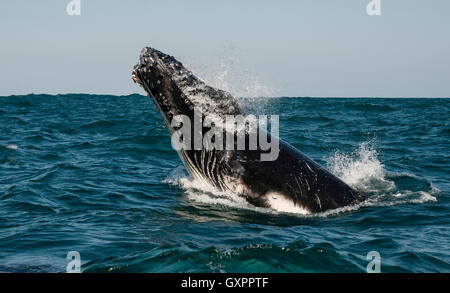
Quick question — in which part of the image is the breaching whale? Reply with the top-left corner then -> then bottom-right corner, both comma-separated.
132,47 -> 364,213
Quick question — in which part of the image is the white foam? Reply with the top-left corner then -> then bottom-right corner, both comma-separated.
6,144 -> 19,150
165,169 -> 310,215
166,172 -> 255,210
408,191 -> 438,203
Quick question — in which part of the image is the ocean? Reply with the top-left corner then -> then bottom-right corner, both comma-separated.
0,94 -> 448,273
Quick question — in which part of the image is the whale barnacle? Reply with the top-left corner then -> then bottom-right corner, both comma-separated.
166,110 -> 174,120
131,69 -> 140,84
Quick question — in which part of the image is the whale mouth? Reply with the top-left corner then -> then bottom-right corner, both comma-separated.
132,66 -> 171,128
132,48 -> 165,102
132,47 -> 185,125
132,67 -> 157,105
133,47 -> 242,121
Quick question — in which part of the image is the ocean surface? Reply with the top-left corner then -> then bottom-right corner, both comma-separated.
0,94 -> 448,273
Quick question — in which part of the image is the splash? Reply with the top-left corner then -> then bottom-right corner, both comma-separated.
325,141 -> 438,213
326,141 -> 394,193
164,166 -> 251,209
188,55 -> 274,99
183,51 -> 276,114
164,141 -> 438,217
164,166 -> 306,215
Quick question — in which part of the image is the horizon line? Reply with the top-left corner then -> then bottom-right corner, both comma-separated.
1,93 -> 449,99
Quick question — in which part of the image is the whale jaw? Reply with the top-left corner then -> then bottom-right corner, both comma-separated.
132,47 -> 192,128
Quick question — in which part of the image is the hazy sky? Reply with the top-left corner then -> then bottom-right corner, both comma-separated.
1,0 -> 449,97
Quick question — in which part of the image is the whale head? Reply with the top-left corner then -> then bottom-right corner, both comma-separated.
132,47 -> 241,132
132,47 -> 244,188
132,47 -> 194,130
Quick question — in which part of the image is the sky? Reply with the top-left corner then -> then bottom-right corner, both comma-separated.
0,0 -> 449,97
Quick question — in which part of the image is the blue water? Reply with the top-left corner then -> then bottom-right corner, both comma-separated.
0,94 -> 448,273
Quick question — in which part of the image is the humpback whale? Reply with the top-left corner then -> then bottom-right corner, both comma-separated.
132,47 -> 364,213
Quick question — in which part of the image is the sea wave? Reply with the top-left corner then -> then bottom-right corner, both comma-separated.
1,94 -> 448,273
